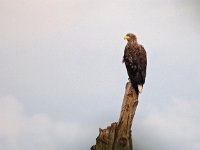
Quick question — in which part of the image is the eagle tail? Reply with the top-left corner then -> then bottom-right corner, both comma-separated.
138,84 -> 143,93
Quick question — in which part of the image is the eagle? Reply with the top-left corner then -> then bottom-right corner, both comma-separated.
123,33 -> 147,95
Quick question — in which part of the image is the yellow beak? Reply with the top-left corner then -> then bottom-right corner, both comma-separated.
124,35 -> 130,40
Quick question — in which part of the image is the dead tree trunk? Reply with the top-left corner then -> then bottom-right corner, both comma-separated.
91,82 -> 139,150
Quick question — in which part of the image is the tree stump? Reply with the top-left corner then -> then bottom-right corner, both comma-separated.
91,82 -> 139,150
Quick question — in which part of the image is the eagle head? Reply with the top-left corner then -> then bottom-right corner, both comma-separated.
124,33 -> 137,43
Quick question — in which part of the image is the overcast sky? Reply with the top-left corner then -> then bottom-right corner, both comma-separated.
0,0 -> 200,150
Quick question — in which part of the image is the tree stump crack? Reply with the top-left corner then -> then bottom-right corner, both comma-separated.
91,82 -> 139,150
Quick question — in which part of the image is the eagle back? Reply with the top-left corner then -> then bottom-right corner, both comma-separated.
124,43 -> 141,63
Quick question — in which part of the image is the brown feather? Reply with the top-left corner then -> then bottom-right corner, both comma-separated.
123,33 -> 147,94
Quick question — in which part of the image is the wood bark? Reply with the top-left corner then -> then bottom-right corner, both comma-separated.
91,82 -> 139,150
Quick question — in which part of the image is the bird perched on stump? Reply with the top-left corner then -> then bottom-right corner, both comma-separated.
123,33 -> 147,95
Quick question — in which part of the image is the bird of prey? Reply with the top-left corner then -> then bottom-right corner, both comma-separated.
123,33 -> 147,95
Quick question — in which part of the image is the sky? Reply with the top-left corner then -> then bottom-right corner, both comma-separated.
0,0 -> 200,149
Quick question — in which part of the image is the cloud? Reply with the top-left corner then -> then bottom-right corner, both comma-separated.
134,98 -> 200,150
0,95 -> 95,150
1,95 -> 199,150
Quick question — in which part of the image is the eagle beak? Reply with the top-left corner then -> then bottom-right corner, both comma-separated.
124,35 -> 130,40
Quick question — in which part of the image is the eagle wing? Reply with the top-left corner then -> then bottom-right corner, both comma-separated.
123,45 -> 147,85
137,45 -> 147,84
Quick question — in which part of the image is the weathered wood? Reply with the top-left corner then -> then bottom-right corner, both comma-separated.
91,82 -> 139,150
95,123 -> 117,150
114,82 -> 138,150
